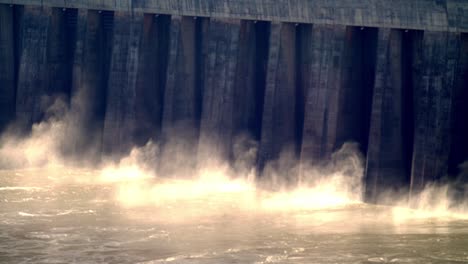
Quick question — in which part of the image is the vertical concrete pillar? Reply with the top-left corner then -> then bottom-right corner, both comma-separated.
15,6 -> 50,129
61,9 -> 87,157
133,14 -> 170,146
365,29 -> 412,202
47,8 -> 73,98
300,25 -> 377,179
70,9 -> 87,97
410,31 -> 460,194
258,22 -> 297,171
68,10 -> 113,159
230,21 -> 269,170
102,12 -> 143,155
15,7 -> 72,130
232,21 -> 268,140
160,16 -> 203,174
161,16 -> 201,138
299,25 -> 347,164
198,18 -> 241,163
0,4 -> 16,131
448,34 -> 468,183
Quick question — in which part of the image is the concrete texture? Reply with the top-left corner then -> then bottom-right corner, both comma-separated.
365,29 -> 412,202
68,10 -> 113,157
133,14 -> 170,146
1,1 -> 467,200
258,22 -> 298,171
159,16 -> 203,174
161,16 -> 202,139
102,12 -> 143,155
198,18 -> 241,162
1,0 -> 467,32
232,21 -> 268,142
410,31 -> 461,194
0,5 -> 16,131
15,6 -> 50,128
334,27 -> 376,155
14,6 -> 73,130
299,25 -> 347,163
70,9 -> 86,97
448,34 -> 468,181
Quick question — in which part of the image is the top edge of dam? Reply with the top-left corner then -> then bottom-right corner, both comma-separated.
1,0 -> 467,33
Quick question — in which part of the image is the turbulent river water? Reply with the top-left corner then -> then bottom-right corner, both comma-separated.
1,168 -> 468,264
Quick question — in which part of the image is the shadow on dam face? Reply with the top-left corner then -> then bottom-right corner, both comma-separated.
0,4 -> 467,204
448,33 -> 468,194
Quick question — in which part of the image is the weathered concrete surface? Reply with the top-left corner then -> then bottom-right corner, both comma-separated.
70,9 -> 87,97
334,27 -> 376,155
448,34 -> 468,181
365,29 -> 412,202
103,13 -> 170,155
0,5 -> 16,131
232,21 -> 268,141
15,7 -> 73,129
410,31 -> 461,194
161,16 -> 202,138
15,6 -> 49,128
1,0 -> 467,32
69,10 -> 113,158
198,18 -> 241,162
258,22 -> 298,171
47,8 -> 74,99
1,1 -> 467,197
299,25 -> 347,163
159,16 -> 203,174
102,12 -> 143,155
133,14 -> 170,146
300,25 -> 376,168
197,19 -> 269,165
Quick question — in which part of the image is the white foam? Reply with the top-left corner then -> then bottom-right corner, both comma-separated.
0,186 -> 42,191
18,212 -> 37,217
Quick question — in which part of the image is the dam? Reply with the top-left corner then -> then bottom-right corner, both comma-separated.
0,0 -> 467,203
1,1 -> 468,263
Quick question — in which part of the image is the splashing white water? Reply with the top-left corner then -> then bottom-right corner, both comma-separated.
0,97 -> 467,221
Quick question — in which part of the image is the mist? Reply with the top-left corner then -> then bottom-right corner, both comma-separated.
1,96 -> 467,223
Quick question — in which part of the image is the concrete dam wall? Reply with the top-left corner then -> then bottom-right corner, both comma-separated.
0,1 -> 467,202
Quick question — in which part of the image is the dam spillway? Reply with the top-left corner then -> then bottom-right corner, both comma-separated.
0,0 -> 467,203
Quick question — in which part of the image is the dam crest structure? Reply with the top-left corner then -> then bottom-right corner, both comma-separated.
0,0 -> 467,202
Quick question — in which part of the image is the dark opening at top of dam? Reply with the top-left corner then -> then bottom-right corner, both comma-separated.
0,0 -> 468,202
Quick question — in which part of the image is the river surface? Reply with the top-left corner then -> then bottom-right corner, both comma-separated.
1,168 -> 468,264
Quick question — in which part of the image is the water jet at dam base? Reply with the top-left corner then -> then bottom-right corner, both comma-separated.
0,0 -> 468,263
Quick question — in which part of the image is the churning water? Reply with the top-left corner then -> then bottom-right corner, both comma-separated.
1,168 -> 468,264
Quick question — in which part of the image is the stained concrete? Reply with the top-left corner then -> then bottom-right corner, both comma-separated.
68,10 -> 113,158
198,18 -> 241,162
14,7 -> 73,130
1,1 -> 468,200
299,25 -> 377,169
1,0 -> 467,32
102,12 -> 143,155
299,25 -> 347,163
410,31 -> 461,194
161,16 -> 202,138
0,5 -> 16,131
159,16 -> 203,174
257,22 -> 298,172
70,9 -> 87,97
15,6 -> 50,128
448,34 -> 468,181
133,14 -> 170,146
365,29 -> 413,202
